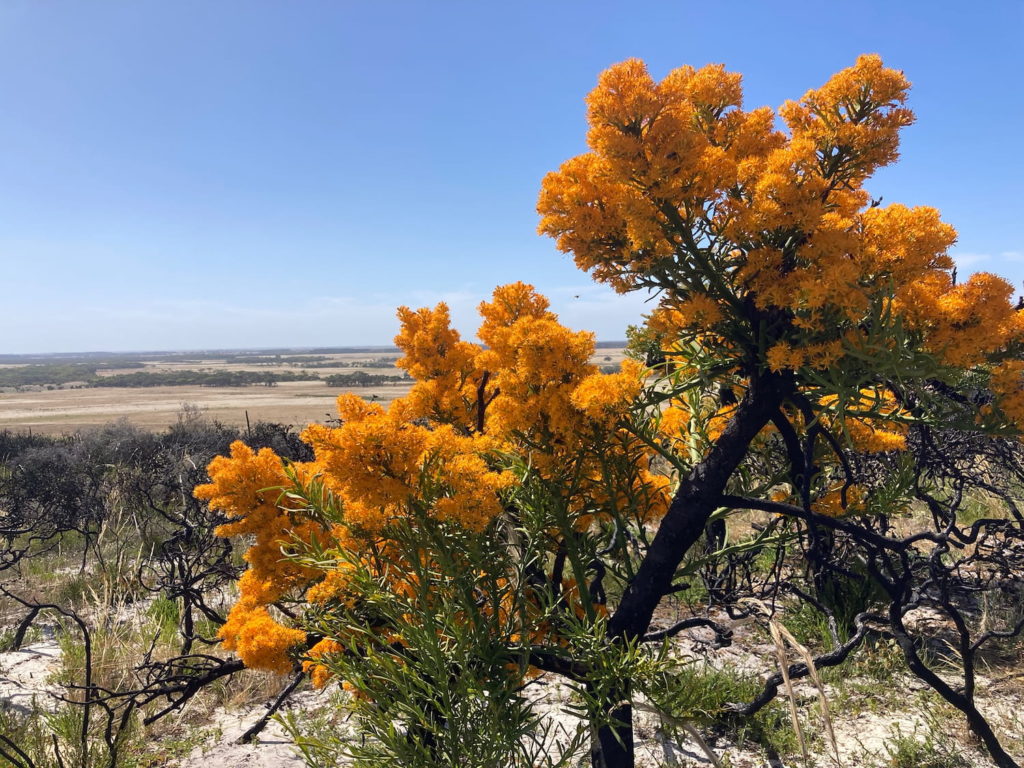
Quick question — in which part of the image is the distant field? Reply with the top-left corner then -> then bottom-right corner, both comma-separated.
0,347 -> 627,434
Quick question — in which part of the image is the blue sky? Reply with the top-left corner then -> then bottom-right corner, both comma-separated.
1,1 -> 1021,353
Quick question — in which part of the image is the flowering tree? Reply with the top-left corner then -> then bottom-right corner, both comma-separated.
201,56 -> 1024,768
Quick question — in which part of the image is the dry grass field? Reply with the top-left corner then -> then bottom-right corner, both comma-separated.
0,347 -> 627,434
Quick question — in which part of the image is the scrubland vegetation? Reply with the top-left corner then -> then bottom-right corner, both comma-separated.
4,54 -> 1024,768
0,412 -> 313,767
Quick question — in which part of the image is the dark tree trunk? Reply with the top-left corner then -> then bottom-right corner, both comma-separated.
594,701 -> 633,768
806,526 -> 840,606
593,372 -> 793,768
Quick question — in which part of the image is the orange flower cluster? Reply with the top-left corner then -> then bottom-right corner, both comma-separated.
195,443 -> 321,672
657,393 -> 737,447
303,638 -> 344,688
987,361 -> 1024,428
819,389 -> 909,454
767,340 -> 845,374
814,484 -> 866,518
200,283 -> 661,678
538,54 -> 1024,424
393,302 -> 484,426
770,481 -> 868,519
302,395 -> 514,534
571,359 -> 645,427
476,283 -> 599,448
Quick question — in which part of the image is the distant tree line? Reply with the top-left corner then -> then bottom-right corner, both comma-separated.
222,355 -> 402,369
93,370 -> 320,388
0,362 -> 144,388
0,362 -> 414,390
221,354 -> 331,365
0,366 -> 319,389
324,371 -> 410,387
297,357 -> 401,369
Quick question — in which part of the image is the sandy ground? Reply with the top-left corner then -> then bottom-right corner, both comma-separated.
0,381 -> 411,435
181,692 -> 319,768
0,640 -> 62,715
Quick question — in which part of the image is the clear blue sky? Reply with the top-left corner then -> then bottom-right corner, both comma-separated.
1,1 -> 1021,353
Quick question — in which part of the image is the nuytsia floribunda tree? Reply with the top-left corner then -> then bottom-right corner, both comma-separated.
204,56 -> 1024,768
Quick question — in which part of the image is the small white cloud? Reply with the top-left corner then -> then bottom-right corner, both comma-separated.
951,252 -> 990,270
545,284 -> 654,339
